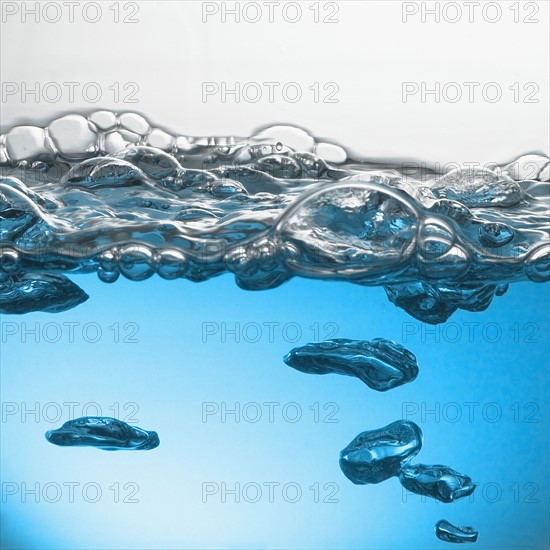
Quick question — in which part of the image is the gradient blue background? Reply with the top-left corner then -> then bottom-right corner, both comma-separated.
1,273 -> 548,549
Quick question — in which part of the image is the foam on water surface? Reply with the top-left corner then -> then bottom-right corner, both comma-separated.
1,111 -> 548,317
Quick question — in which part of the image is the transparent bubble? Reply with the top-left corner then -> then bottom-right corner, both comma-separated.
156,249 -> 187,280
479,222 -> 515,247
525,244 -> 550,282
97,268 -> 120,283
0,248 -> 19,272
118,244 -> 155,281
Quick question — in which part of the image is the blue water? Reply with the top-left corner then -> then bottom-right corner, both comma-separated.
1,274 -> 548,549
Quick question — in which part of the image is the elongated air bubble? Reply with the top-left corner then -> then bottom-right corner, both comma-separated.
45,417 -> 159,451
0,273 -> 88,314
399,464 -> 477,503
283,338 -> 419,391
435,520 -> 479,544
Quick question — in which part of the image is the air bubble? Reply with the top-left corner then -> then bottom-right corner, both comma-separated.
119,113 -> 151,136
104,132 -> 129,154
419,221 -> 455,259
0,248 -> 19,272
118,244 -> 155,281
62,158 -> 147,188
224,247 -> 252,275
277,182 -> 419,278
211,180 -> 248,198
89,111 -> 117,131
156,249 -> 187,280
45,417 -> 159,451
111,146 -> 182,179
255,156 -> 301,179
147,129 -> 173,150
339,420 -> 423,484
479,222 -> 514,248
432,168 -> 524,207
99,249 -> 118,272
97,268 -> 120,283
524,244 -> 550,282
399,464 -> 477,503
246,238 -> 279,271
48,115 -> 98,159
118,130 -> 141,144
435,520 -> 478,544
5,126 -> 51,162
315,142 -> 347,164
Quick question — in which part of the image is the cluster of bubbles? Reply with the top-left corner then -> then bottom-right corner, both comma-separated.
1,111 -> 549,317
282,336 -> 478,543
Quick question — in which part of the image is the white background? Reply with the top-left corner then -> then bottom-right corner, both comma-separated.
1,0 -> 549,165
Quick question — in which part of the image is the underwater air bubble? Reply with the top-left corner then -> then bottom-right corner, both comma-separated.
0,273 -> 88,314
478,223 -> 515,248
399,464 -> 477,503
283,338 -> 419,391
339,420 -> 423,484
435,520 -> 479,544
45,417 -> 159,451
156,249 -> 188,279
118,244 -> 155,281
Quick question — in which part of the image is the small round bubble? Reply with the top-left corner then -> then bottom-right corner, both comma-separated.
99,249 -> 118,272
97,268 -> 120,283
118,245 -> 155,281
0,248 -> 19,272
156,249 -> 188,280
479,222 -> 515,248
